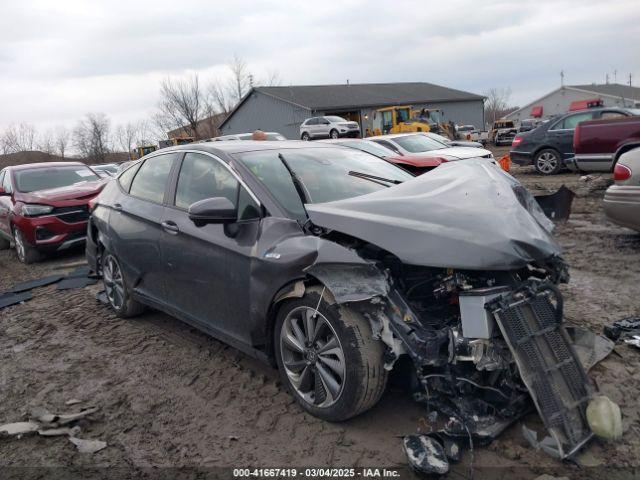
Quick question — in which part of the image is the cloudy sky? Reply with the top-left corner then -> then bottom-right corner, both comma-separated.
1,0 -> 638,133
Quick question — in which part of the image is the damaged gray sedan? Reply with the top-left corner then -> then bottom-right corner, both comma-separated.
87,141 -> 603,460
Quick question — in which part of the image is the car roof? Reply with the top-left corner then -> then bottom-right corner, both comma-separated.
156,140 -> 345,157
5,161 -> 86,172
368,133 -> 423,140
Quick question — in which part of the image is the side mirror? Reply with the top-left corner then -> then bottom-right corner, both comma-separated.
188,197 -> 237,225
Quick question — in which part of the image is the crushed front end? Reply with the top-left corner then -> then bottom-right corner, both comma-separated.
334,254 -> 595,459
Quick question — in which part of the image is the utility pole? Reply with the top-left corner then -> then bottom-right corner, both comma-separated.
606,73 -> 610,84
614,70 -> 617,83
630,74 -> 633,87
560,70 -> 564,86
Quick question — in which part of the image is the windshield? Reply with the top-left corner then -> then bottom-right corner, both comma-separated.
338,140 -> 396,158
325,116 -> 347,123
236,147 -> 412,219
392,134 -> 447,153
424,132 -> 451,145
15,166 -> 100,193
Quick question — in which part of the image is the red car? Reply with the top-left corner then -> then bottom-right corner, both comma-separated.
0,162 -> 105,263
321,138 -> 445,174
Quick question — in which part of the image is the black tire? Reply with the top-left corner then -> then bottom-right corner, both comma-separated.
301,132 -> 310,141
329,129 -> 339,139
274,287 -> 388,422
12,226 -> 43,264
534,148 -> 563,175
0,234 -> 10,250
101,250 -> 145,318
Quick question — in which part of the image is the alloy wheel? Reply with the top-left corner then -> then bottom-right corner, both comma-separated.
536,152 -> 559,174
280,306 -> 346,408
103,254 -> 125,310
330,130 -> 339,139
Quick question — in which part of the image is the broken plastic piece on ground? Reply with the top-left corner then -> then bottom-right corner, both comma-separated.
522,425 -> 563,459
66,265 -> 92,278
65,399 -> 82,406
30,406 -> 99,426
565,326 -> 615,371
69,436 -> 107,453
0,291 -> 33,309
624,336 -> 640,349
95,290 -> 108,305
0,421 -> 40,436
37,426 -> 81,437
8,274 -> 64,293
586,396 -> 622,440
56,276 -> 98,290
443,439 -> 461,463
403,435 -> 449,476
604,316 -> 640,342
534,185 -> 575,221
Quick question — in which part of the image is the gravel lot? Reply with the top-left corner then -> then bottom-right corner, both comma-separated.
1,148 -> 639,479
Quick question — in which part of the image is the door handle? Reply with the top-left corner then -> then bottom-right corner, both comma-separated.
161,221 -> 180,235
113,203 -> 123,212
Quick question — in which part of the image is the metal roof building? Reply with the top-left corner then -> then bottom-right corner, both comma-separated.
219,82 -> 485,139
505,83 -> 640,123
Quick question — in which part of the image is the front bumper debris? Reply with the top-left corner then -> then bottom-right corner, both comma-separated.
490,282 -> 594,459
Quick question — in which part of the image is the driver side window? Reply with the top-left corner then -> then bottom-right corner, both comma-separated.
174,153 -> 259,220
2,171 -> 12,193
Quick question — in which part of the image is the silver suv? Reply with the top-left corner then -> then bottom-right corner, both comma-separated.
299,116 -> 360,140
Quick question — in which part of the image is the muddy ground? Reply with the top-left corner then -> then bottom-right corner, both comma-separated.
1,147 -> 639,479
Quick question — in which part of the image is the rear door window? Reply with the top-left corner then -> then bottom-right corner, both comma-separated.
129,153 -> 177,204
553,112 -> 594,130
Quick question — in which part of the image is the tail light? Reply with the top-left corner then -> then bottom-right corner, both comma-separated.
613,163 -> 632,181
573,124 -> 581,151
511,135 -> 523,148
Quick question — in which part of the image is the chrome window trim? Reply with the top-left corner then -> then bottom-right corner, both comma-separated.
165,149 -> 262,207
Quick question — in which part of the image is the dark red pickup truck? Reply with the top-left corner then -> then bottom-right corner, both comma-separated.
568,115 -> 640,172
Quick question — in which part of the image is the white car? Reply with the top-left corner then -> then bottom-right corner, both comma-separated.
299,116 -> 360,140
205,132 -> 287,141
369,133 -> 494,162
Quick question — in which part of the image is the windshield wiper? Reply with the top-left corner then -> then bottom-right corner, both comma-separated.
348,170 -> 404,186
278,153 -> 312,204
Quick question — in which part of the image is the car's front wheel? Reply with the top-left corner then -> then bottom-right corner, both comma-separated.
12,226 -> 42,264
534,148 -> 562,175
275,288 -> 388,421
330,129 -> 339,139
301,132 -> 310,141
101,250 -> 145,318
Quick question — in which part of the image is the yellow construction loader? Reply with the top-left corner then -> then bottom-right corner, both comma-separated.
376,106 -> 454,138
131,145 -> 157,160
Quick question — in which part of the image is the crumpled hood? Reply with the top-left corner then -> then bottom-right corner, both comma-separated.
306,159 -> 561,270
435,146 -> 492,160
17,181 -> 104,203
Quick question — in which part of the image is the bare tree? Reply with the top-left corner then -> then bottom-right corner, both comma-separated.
484,87 -> 513,125
209,79 -> 235,116
135,120 -> 155,147
157,73 -> 205,139
115,122 -> 139,159
54,126 -> 70,158
1,125 -> 19,154
0,123 -> 38,154
262,69 -> 282,87
38,129 -> 55,156
73,113 -> 111,162
228,54 -> 251,104
16,123 -> 37,151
